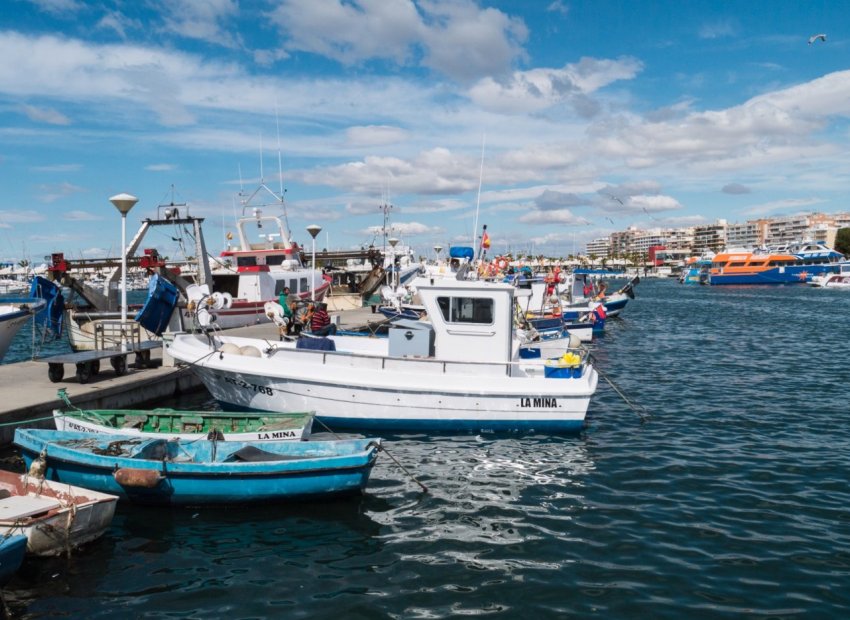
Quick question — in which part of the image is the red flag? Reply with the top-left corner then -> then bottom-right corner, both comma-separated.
482,230 -> 491,249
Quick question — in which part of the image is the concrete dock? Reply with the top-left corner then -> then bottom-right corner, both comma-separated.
0,305 -> 383,444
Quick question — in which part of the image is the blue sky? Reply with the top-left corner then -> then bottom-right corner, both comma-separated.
1,0 -> 848,263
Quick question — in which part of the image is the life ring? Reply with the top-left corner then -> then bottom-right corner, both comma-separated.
495,257 -> 508,270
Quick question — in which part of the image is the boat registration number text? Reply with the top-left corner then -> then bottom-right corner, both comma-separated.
224,377 -> 274,396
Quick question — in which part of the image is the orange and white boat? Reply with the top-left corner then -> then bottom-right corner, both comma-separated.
709,251 -> 819,285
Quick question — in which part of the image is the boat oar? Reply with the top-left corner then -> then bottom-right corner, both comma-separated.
587,353 -> 651,423
313,417 -> 428,493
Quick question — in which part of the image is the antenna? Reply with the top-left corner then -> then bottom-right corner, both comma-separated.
275,102 -> 285,198
472,133 -> 486,258
259,132 -> 264,183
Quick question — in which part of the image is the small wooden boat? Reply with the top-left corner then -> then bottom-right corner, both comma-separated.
14,429 -> 382,506
0,534 -> 27,585
53,389 -> 314,441
0,469 -> 117,557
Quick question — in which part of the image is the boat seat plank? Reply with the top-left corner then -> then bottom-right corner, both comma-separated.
122,414 -> 149,428
0,495 -> 62,520
225,446 -> 306,462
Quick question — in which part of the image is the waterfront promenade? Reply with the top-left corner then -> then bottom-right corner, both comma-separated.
0,305 -> 380,444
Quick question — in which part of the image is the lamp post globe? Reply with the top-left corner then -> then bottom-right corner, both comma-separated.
109,193 -> 138,352
306,225 -> 322,301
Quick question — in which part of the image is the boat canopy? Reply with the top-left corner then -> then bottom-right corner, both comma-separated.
449,247 -> 474,260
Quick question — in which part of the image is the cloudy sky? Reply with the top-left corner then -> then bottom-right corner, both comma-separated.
1,0 -> 848,262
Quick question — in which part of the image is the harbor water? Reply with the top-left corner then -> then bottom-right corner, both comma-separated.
3,279 -> 850,618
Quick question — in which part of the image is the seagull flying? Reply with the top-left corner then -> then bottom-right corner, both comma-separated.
642,207 -> 658,221
609,195 -> 624,206
605,217 -> 615,225
808,33 -> 827,44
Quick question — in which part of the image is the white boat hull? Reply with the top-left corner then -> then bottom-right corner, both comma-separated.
0,311 -> 30,361
1,299 -> 45,361
0,471 -> 117,557
169,334 -> 597,433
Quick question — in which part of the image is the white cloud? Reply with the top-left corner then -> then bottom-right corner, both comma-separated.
742,197 -> 826,217
345,125 -> 409,147
300,148 -> 479,195
146,163 -> 177,171
20,104 -> 70,125
518,208 -> 590,225
25,0 -> 83,15
160,0 -> 241,49
0,210 -> 46,224
63,210 -> 101,221
468,57 -> 643,114
31,163 -> 81,172
267,0 -> 527,82
362,221 -> 442,235
698,19 -> 738,40
36,182 -> 86,203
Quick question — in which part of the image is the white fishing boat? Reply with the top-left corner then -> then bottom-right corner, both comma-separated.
0,297 -> 46,361
0,469 -> 117,557
167,276 -> 598,433
810,260 -> 850,288
206,205 -> 330,329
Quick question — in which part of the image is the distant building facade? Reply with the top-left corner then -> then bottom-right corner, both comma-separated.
586,212 -> 850,259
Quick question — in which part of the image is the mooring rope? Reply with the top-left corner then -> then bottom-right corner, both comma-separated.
312,417 -> 428,493
588,352 -> 651,423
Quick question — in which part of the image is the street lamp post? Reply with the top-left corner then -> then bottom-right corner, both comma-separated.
109,193 -> 139,352
306,224 -> 322,301
433,244 -> 443,262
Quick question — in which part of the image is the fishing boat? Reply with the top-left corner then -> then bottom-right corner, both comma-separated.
0,534 -> 27,585
0,469 -> 117,557
167,276 -> 599,433
53,389 -> 313,441
810,261 -> 850,288
208,206 -> 331,329
565,273 -> 639,317
0,296 -> 46,361
33,187 -> 331,351
14,428 -> 382,506
679,255 -> 713,285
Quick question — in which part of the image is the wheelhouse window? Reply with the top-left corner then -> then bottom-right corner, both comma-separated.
266,255 -> 285,266
437,296 -> 494,324
300,278 -> 309,293
236,256 -> 257,267
729,262 -> 747,267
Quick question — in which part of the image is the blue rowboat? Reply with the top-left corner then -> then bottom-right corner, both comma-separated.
0,534 -> 27,586
14,429 -> 381,506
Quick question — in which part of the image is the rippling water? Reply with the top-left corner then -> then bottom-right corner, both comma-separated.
4,280 -> 850,618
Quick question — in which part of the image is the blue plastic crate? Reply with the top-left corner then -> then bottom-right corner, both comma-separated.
519,347 -> 541,359
544,365 -> 572,378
